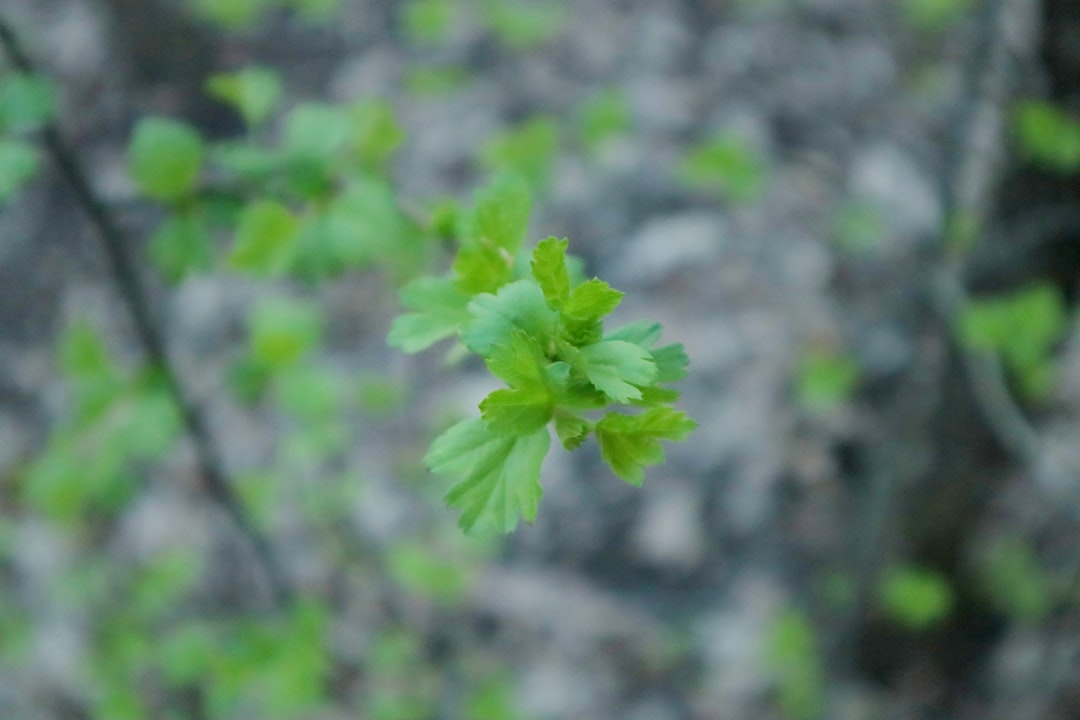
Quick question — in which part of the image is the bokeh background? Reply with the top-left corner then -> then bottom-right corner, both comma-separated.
1,0 -> 1080,718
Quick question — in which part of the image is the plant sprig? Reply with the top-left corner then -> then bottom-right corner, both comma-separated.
390,174 -> 697,533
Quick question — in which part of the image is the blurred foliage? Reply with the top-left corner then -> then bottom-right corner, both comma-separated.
0,69 -> 55,203
831,201 -> 887,254
901,0 -> 976,31
765,608 -> 825,720
679,132 -> 768,203
975,535 -> 1053,624
480,116 -> 560,192
959,283 -> 1067,400
1013,100 -> 1080,174
879,566 -> 953,630
795,349 -> 861,410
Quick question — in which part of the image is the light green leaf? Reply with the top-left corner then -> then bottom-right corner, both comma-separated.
480,387 -> 552,435
388,276 -> 471,353
564,278 -> 623,321
652,343 -> 690,383
595,408 -> 697,485
350,100 -> 405,171
680,133 -> 767,203
604,319 -> 662,347
1014,101 -> 1080,173
0,72 -> 56,132
190,0 -> 269,28
148,212 -> 213,283
553,411 -> 590,450
879,566 -> 953,630
128,117 -> 204,202
460,280 -> 559,356
577,340 -> 657,402
283,102 -> 351,165
229,200 -> 299,274
426,419 -> 550,533
453,243 -> 514,294
796,351 -> 860,410
249,297 -> 323,368
205,67 -> 281,127
530,237 -> 571,309
480,117 -> 559,191
462,172 -> 532,254
484,329 -> 548,387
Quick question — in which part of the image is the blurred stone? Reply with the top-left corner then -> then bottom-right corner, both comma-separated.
612,212 -> 727,286
632,481 -> 706,571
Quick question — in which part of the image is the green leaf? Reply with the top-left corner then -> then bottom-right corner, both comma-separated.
405,0 -> 457,43
480,387 -> 552,435
388,541 -> 470,605
553,411 -> 590,450
595,408 -> 697,485
903,0 -> 976,31
484,329 -> 548,387
190,0 -> 269,28
651,343 -> 690,383
128,117 -> 204,202
530,237 -> 571,309
148,212 -> 213,283
483,0 -> 565,49
577,88 -> 630,149
765,609 -> 825,720
229,200 -> 299,273
561,278 -> 624,343
426,419 -> 550,533
321,178 -> 414,267
959,283 -> 1066,399
248,298 -> 323,368
0,72 -> 56,132
1014,101 -> 1080,173
577,340 -> 657,402
388,276 -> 471,353
460,280 -> 559,356
976,536 -> 1051,623
604,319 -> 662,347
680,133 -> 767,203
796,351 -> 860,410
273,365 -> 347,421
480,117 -> 559,191
462,172 -> 532,254
453,244 -> 514,294
350,100 -> 405,171
879,566 -> 953,630
205,67 -> 282,127
284,102 -> 351,164
0,138 -> 40,203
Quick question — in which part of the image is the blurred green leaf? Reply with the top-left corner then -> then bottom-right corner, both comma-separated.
879,566 -> 953,630
190,0 -> 270,29
149,211 -> 214,283
229,200 -> 300,273
388,540 -> 471,604
959,283 -> 1066,399
1013,101 -> 1080,174
765,609 -> 824,720
481,117 -> 559,191
483,0 -> 565,49
902,0 -> 976,31
206,67 -> 282,128
248,297 -> 324,368
350,100 -> 406,172
796,350 -> 860,410
976,536 -> 1052,624
680,133 -> 768,203
577,88 -> 630,149
405,0 -> 457,44
0,72 -> 56,132
128,117 -> 204,202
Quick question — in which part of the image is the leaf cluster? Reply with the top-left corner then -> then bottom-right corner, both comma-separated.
390,175 -> 696,533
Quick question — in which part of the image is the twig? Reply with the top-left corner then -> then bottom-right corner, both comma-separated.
0,12 -> 292,608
